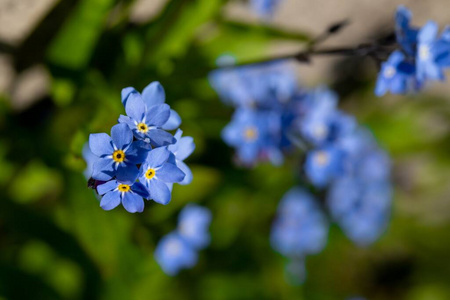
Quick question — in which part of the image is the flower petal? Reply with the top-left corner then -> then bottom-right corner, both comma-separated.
147,129 -> 175,147
121,87 -> 138,106
97,180 -> 118,195
177,160 -> 193,185
144,147 -> 170,168
122,192 -> 144,213
148,179 -> 171,205
132,182 -> 150,199
89,133 -> 113,156
157,163 -> 185,183
419,21 -> 438,43
175,136 -> 195,161
145,104 -> 171,127
125,93 -> 146,122
111,123 -> 133,150
142,81 -> 166,106
125,141 -> 150,164
100,191 -> 121,211
162,109 -> 182,130
92,158 -> 114,181
116,163 -> 139,183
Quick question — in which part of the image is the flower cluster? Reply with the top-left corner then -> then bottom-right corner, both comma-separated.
155,204 -> 212,275
375,6 -> 450,96
210,61 -> 392,282
84,82 -> 195,213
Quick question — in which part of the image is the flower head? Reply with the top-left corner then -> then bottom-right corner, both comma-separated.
154,232 -> 198,276
138,147 -> 185,205
304,146 -> 343,187
177,204 -> 212,250
271,188 -> 328,257
89,123 -> 148,182
96,179 -> 149,213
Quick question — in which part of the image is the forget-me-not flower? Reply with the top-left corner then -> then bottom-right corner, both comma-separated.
304,146 -> 343,188
119,93 -> 175,147
121,81 -> 181,131
89,123 -> 147,182
138,147 -> 185,205
96,179 -> 149,213
177,204 -> 212,250
154,232 -> 198,276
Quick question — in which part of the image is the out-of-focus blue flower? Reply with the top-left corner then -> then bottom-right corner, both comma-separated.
177,204 -> 212,250
271,188 -> 328,258
138,147 -> 185,205
89,123 -> 147,182
121,81 -> 181,131
395,5 -> 418,56
328,129 -> 392,246
304,146 -> 343,187
222,108 -> 283,165
154,232 -> 198,276
167,129 -> 195,185
375,51 -> 419,96
119,93 -> 175,147
416,21 -> 447,82
209,61 -> 297,109
250,0 -> 282,18
96,179 -> 149,213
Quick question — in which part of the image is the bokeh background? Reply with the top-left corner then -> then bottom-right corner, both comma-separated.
1,0 -> 450,299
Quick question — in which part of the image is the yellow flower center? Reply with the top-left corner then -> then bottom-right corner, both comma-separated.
112,150 -> 125,163
315,151 -> 329,166
118,184 -> 131,192
243,126 -> 258,141
145,168 -> 156,180
137,122 -> 149,133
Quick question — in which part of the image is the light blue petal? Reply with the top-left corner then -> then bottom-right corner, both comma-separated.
147,129 -> 175,147
149,179 -> 171,205
97,180 -> 118,195
145,104 -> 171,127
157,163 -> 185,183
116,163 -> 139,183
142,81 -> 166,106
122,192 -> 144,213
419,21 -> 438,43
118,115 -> 135,130
121,87 -> 138,106
111,123 -> 133,150
175,136 -> 195,161
92,158 -> 114,181
100,191 -> 121,211
177,160 -> 193,185
144,147 -> 170,168
125,141 -> 149,164
375,76 -> 388,96
89,133 -> 113,156
125,93 -> 146,122
162,109 -> 182,130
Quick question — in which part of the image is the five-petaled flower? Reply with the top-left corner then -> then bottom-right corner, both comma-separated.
96,179 -> 149,213
138,147 -> 185,205
89,123 -> 147,182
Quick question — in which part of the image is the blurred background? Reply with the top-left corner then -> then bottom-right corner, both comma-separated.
1,0 -> 450,299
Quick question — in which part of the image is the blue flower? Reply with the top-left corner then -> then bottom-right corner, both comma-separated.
304,146 -> 343,187
154,232 -> 198,276
138,147 -> 185,205
96,179 -> 149,213
121,81 -> 181,131
375,50 -> 419,96
89,123 -> 148,182
416,21 -> 447,82
395,6 -> 418,56
177,204 -> 212,250
328,129 -> 392,246
271,188 -> 328,257
167,129 -> 195,185
250,0 -> 282,18
222,108 -> 283,166
119,93 -> 175,147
